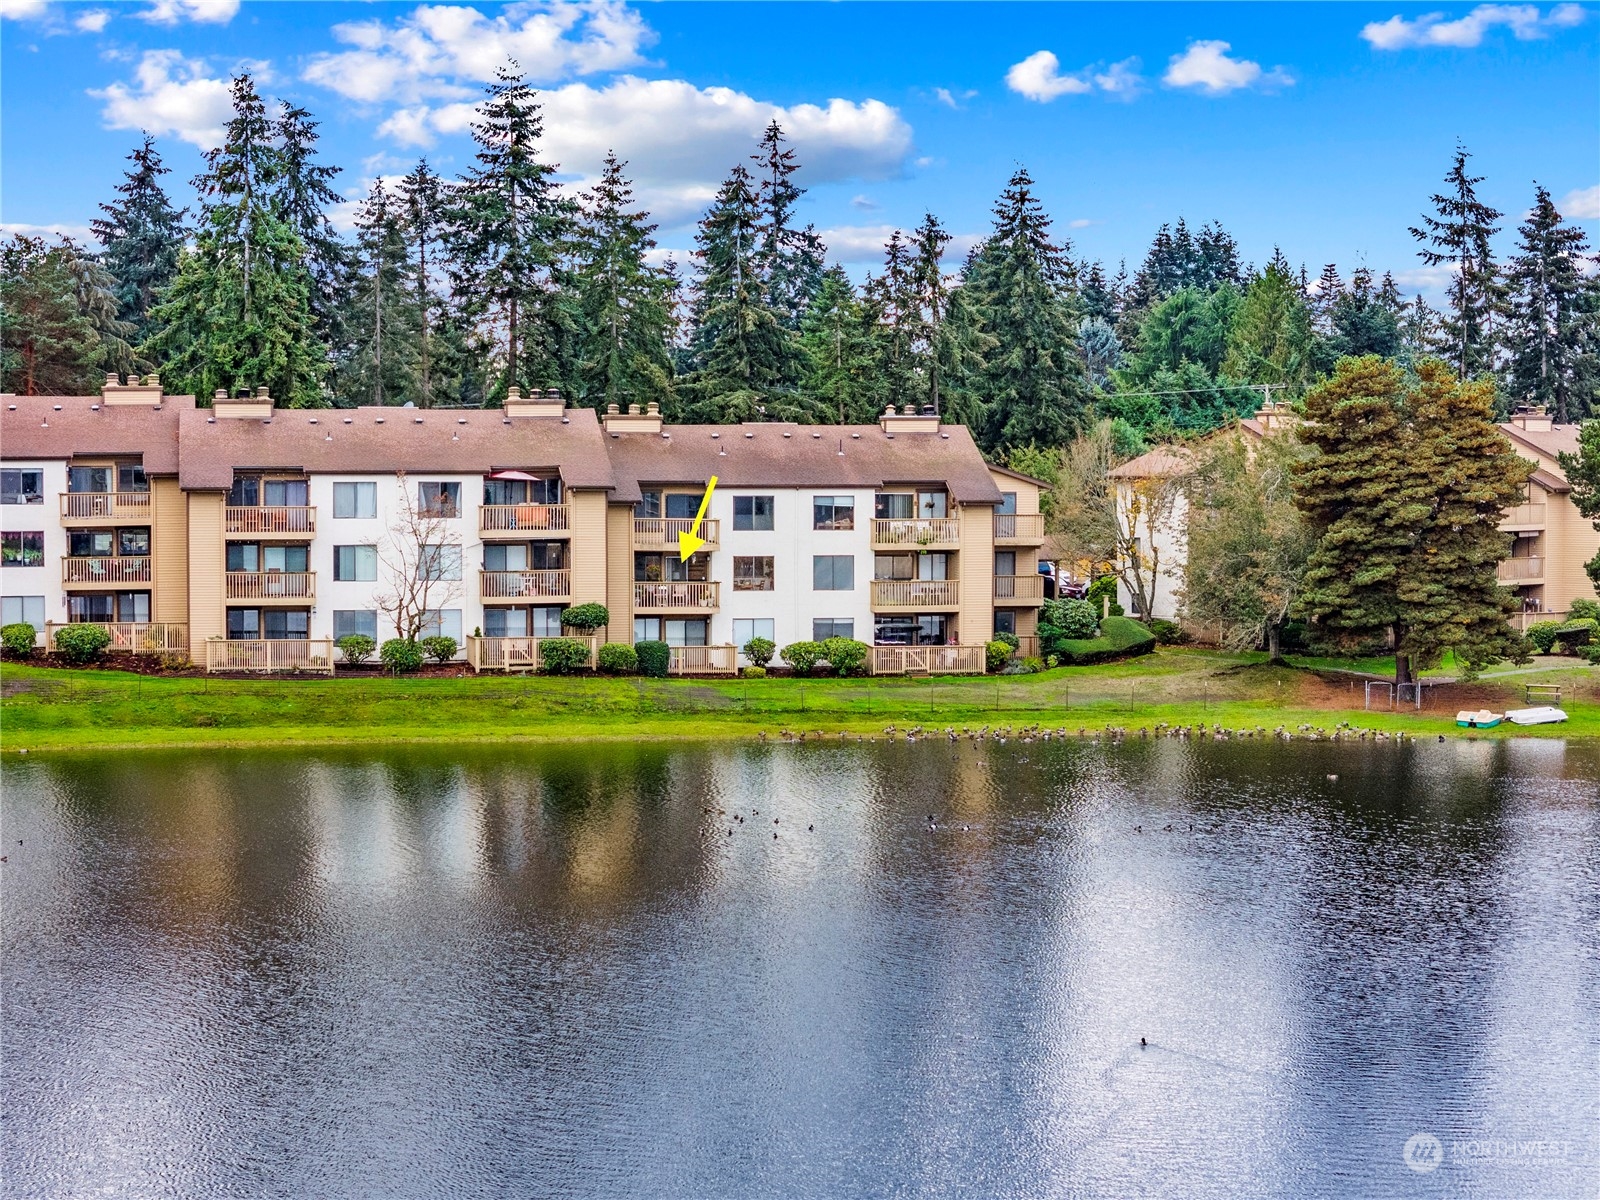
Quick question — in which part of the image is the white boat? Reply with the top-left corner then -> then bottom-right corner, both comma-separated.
1505,706 -> 1569,726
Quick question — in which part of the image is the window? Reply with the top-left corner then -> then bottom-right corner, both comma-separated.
813,495 -> 855,530
333,482 -> 377,519
68,465 -> 112,494
875,554 -> 914,581
483,476 -> 561,506
733,495 -> 774,531
263,479 -> 308,507
333,610 -> 378,640
634,491 -> 662,519
918,553 -> 948,581
2,596 -> 45,628
483,543 -> 527,572
417,481 -> 461,519
70,594 -> 117,622
813,555 -> 854,591
997,492 -> 1017,516
116,592 -> 150,623
635,616 -> 662,642
531,606 -> 565,637
226,475 -> 259,506
117,464 -> 149,494
226,543 -> 259,572
1,469 -> 43,505
70,531 -> 114,557
813,619 -> 854,641
665,493 -> 700,519
226,608 -> 260,640
995,551 -> 1017,577
733,556 -> 774,591
262,545 -> 309,573
993,610 -> 1018,636
417,544 -> 462,581
919,491 -> 948,518
873,614 -> 948,645
665,618 -> 707,646
733,618 -> 774,652
874,493 -> 914,520
484,607 -> 528,637
419,609 -> 463,643
334,545 -> 378,581
118,529 -> 151,557
635,553 -> 707,582
263,609 -> 310,640
2,532 -> 44,567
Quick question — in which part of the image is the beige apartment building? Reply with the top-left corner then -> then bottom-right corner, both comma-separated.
1496,408 -> 1600,628
1,378 -> 1046,674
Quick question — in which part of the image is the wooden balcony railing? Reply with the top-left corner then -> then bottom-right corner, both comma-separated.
62,556 -> 151,584
1497,557 -> 1544,583
205,638 -> 334,674
870,579 -> 959,608
669,645 -> 738,675
1499,503 -> 1547,529
226,571 -> 316,600
225,506 -> 315,535
60,491 -> 151,520
45,621 -> 187,654
479,569 -> 571,599
993,574 -> 1045,601
480,504 -> 570,534
633,517 -> 720,550
992,513 -> 1045,542
632,580 -> 720,610
465,635 -> 598,673
870,645 -> 987,675
870,517 -> 961,548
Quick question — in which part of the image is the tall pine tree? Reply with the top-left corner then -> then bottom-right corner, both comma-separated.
1410,146 -> 1504,380
0,235 -> 104,394
1504,184 -> 1597,422
91,135 -> 186,342
799,264 -> 879,422
751,121 -> 825,338
339,179 -> 419,407
274,102 -> 348,350
398,159 -> 448,407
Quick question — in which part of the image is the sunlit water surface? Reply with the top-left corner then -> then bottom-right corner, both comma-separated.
3,737 -> 1597,1199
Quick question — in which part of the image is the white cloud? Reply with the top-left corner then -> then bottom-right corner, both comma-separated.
138,0 -> 238,25
1394,264 -> 1459,297
0,0 -> 50,19
1559,184 -> 1600,219
74,7 -> 110,30
1361,3 -> 1585,49
1068,218 -> 1098,229
91,49 -> 235,149
1163,40 -> 1294,94
1092,58 -> 1145,98
816,224 -> 980,265
0,220 -> 94,241
851,194 -> 880,211
304,0 -> 654,104
1006,50 -> 1145,102
931,86 -> 977,109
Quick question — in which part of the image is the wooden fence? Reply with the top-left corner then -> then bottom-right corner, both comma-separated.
870,645 -> 987,675
465,635 -> 599,673
205,639 -> 335,674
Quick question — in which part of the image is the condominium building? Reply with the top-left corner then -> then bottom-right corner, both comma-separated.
1496,408 -> 1600,627
1,378 -> 1046,673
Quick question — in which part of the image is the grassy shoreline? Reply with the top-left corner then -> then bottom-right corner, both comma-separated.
4,650 -> 1596,753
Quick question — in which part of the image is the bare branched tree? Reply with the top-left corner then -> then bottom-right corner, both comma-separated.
374,471 -> 465,640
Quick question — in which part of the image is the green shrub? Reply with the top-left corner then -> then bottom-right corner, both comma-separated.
560,603 -> 610,633
986,639 -> 1015,673
742,636 -> 776,668
539,637 -> 592,675
1553,617 -> 1599,652
421,635 -> 458,664
1042,597 -> 1098,639
781,640 -> 824,675
1052,616 -> 1157,666
54,623 -> 111,664
1583,644 -> 1600,665
337,633 -> 376,666
635,639 -> 670,678
1086,575 -> 1124,616
379,638 -> 425,674
1,622 -> 37,659
740,665 -> 767,679
1148,618 -> 1188,645
1567,598 -> 1600,622
818,636 -> 869,676
597,642 -> 638,674
992,630 -> 1020,652
1001,655 -> 1044,675
1526,621 -> 1563,654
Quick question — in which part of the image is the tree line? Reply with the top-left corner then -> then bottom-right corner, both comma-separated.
3,63 -> 1597,456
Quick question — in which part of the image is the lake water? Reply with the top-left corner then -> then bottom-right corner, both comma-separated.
3,737 -> 1597,1199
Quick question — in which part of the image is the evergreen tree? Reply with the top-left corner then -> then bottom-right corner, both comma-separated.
1223,259 -> 1316,388
1077,316 -> 1123,391
339,179 -> 419,406
1170,218 -> 1198,288
1329,266 -> 1401,360
1400,294 -> 1441,365
908,211 -> 956,412
0,235 -> 103,394
1079,261 -> 1117,323
751,121 -> 825,336
274,102 -> 348,347
799,264 -> 879,422
1123,285 -> 1239,383
1194,221 -> 1243,290
448,62 -> 576,397
63,242 -> 136,375
1311,263 -> 1344,335
1504,184 -> 1597,422
863,229 -> 919,409
1410,146 -> 1504,380
91,135 -> 186,341
398,159 -> 448,407
571,152 -> 675,410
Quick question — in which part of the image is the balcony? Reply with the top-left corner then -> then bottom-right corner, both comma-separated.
633,580 -> 719,612
669,645 -> 738,675
205,638 -> 334,675
870,579 -> 960,609
225,506 -> 316,537
480,504 -> 570,538
226,571 -> 316,602
1500,503 -> 1547,531
466,635 -> 598,673
1497,557 -> 1544,584
45,621 -> 186,654
479,568 -> 571,600
634,518 -> 720,551
62,556 -> 151,586
870,517 -> 961,549
993,574 -> 1045,603
993,513 -> 1046,544
60,492 -> 151,523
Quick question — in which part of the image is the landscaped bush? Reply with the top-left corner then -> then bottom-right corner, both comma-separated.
1148,618 -> 1189,645
1048,616 -> 1157,666
421,635 -> 458,664
53,623 -> 111,664
1568,598 -> 1600,622
1086,575 -> 1124,617
1553,617 -> 1599,653
560,603 -> 610,633
742,636 -> 776,668
538,637 -> 592,675
1526,621 -> 1563,654
780,640 -> 824,675
635,639 -> 670,678
597,642 -> 638,674
337,633 -> 376,666
986,638 -> 1015,673
1042,597 -> 1099,639
1000,655 -> 1044,675
1,622 -> 37,659
379,638 -> 425,674
818,636 -> 869,677
992,630 -> 1020,652
740,665 -> 767,678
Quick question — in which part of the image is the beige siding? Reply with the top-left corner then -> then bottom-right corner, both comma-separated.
605,502 -> 635,643
150,477 -> 188,625
187,491 -> 226,644
568,489 -> 608,611
1545,486 -> 1600,615
992,470 -> 1042,516
958,503 -> 995,645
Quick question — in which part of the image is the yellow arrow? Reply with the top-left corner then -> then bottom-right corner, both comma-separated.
678,475 -> 718,562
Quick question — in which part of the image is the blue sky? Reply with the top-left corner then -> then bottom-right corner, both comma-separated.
2,0 -> 1597,300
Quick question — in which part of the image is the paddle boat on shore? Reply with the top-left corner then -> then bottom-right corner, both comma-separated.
1456,709 -> 1504,729
1504,706 -> 1569,726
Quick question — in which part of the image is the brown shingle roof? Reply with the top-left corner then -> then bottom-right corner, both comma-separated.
1107,446 -> 1193,479
175,404 -> 617,491
601,422 -> 1005,505
1,394 -> 184,474
1499,422 -> 1581,465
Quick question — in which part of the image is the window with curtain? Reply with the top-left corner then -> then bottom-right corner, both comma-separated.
417,481 -> 461,518
263,610 -> 310,640
417,544 -> 462,580
69,530 -> 114,557
732,618 -> 774,651
813,555 -> 854,590
1,469 -> 44,504
118,529 -> 150,557
813,495 -> 855,530
419,609 -> 463,643
334,545 -> 378,581
333,610 -> 378,640
813,619 -> 854,641
874,493 -> 913,520
117,464 -> 149,494
333,482 -> 377,519
2,596 -> 45,627
733,495 -> 774,530
263,479 -> 308,507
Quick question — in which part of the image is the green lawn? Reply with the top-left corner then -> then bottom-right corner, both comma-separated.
4,649 -> 1596,752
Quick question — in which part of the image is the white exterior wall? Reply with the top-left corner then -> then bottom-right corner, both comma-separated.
706,486 -> 875,658
1113,481 -> 1187,622
0,460 -> 69,637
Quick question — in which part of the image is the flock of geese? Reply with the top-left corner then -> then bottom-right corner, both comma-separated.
755,720 -> 1419,745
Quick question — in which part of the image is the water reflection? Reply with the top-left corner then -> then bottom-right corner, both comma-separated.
4,739 -> 1597,1199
